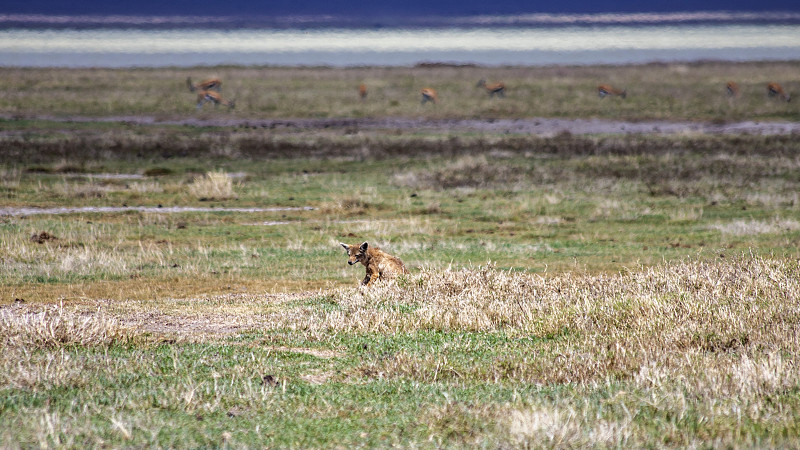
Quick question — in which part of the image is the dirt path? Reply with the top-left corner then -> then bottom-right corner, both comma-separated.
6,114 -> 800,135
0,205 -> 313,217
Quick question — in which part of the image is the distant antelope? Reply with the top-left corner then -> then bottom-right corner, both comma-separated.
358,84 -> 368,100
476,79 -> 506,97
196,90 -> 235,110
187,77 -> 222,93
421,88 -> 438,104
726,81 -> 740,97
767,82 -> 791,102
597,84 -> 627,99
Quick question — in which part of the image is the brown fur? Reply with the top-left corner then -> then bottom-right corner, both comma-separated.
420,88 -> 438,104
476,79 -> 506,97
186,77 -> 222,92
767,82 -> 791,102
726,81 -> 740,97
340,241 -> 408,286
597,84 -> 627,99
196,90 -> 235,109
358,83 -> 368,100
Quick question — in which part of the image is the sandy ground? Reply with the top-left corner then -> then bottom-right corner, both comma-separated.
2,292 -> 328,345
6,114 -> 800,135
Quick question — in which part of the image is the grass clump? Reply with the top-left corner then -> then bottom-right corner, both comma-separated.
294,256 -> 800,365
187,170 -> 237,200
0,304 -> 132,349
708,217 -> 800,235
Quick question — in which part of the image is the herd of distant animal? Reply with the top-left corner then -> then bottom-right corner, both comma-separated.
186,75 -> 790,286
727,81 -> 791,102
187,75 -> 791,110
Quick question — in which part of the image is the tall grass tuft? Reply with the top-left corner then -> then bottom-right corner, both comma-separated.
0,304 -> 132,349
187,170 -> 237,200
245,255 -> 800,386
709,218 -> 800,235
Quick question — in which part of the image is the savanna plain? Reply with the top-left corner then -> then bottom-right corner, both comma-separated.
2,61 -> 800,447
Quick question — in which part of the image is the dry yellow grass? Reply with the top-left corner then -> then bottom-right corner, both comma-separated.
187,170 -> 237,200
0,303 -> 132,349
709,218 -> 800,235
45,254 -> 798,386
1,254 -> 799,446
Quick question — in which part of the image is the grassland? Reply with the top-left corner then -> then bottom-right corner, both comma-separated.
1,61 -> 800,447
1,60 -> 798,121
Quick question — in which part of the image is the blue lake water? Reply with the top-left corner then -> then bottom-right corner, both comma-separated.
1,23 -> 799,67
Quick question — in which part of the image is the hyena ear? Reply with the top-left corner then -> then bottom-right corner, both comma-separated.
340,243 -> 349,251
360,242 -> 369,252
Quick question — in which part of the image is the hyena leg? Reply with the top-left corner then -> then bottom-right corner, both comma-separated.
362,273 -> 372,286
364,271 -> 381,285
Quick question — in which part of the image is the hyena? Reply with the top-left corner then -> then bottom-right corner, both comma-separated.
339,241 -> 408,286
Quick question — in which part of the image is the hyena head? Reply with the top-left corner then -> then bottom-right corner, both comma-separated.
340,242 -> 369,265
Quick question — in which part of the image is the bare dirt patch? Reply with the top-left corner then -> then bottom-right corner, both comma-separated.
0,205 -> 314,217
300,371 -> 337,384
268,347 -> 342,359
78,291 -> 316,340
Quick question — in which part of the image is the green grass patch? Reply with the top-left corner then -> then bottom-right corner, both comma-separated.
1,62 -> 799,121
2,63 -> 800,446
3,255 -> 800,446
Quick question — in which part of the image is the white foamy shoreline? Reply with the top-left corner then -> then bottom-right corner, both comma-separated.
2,23 -> 799,67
